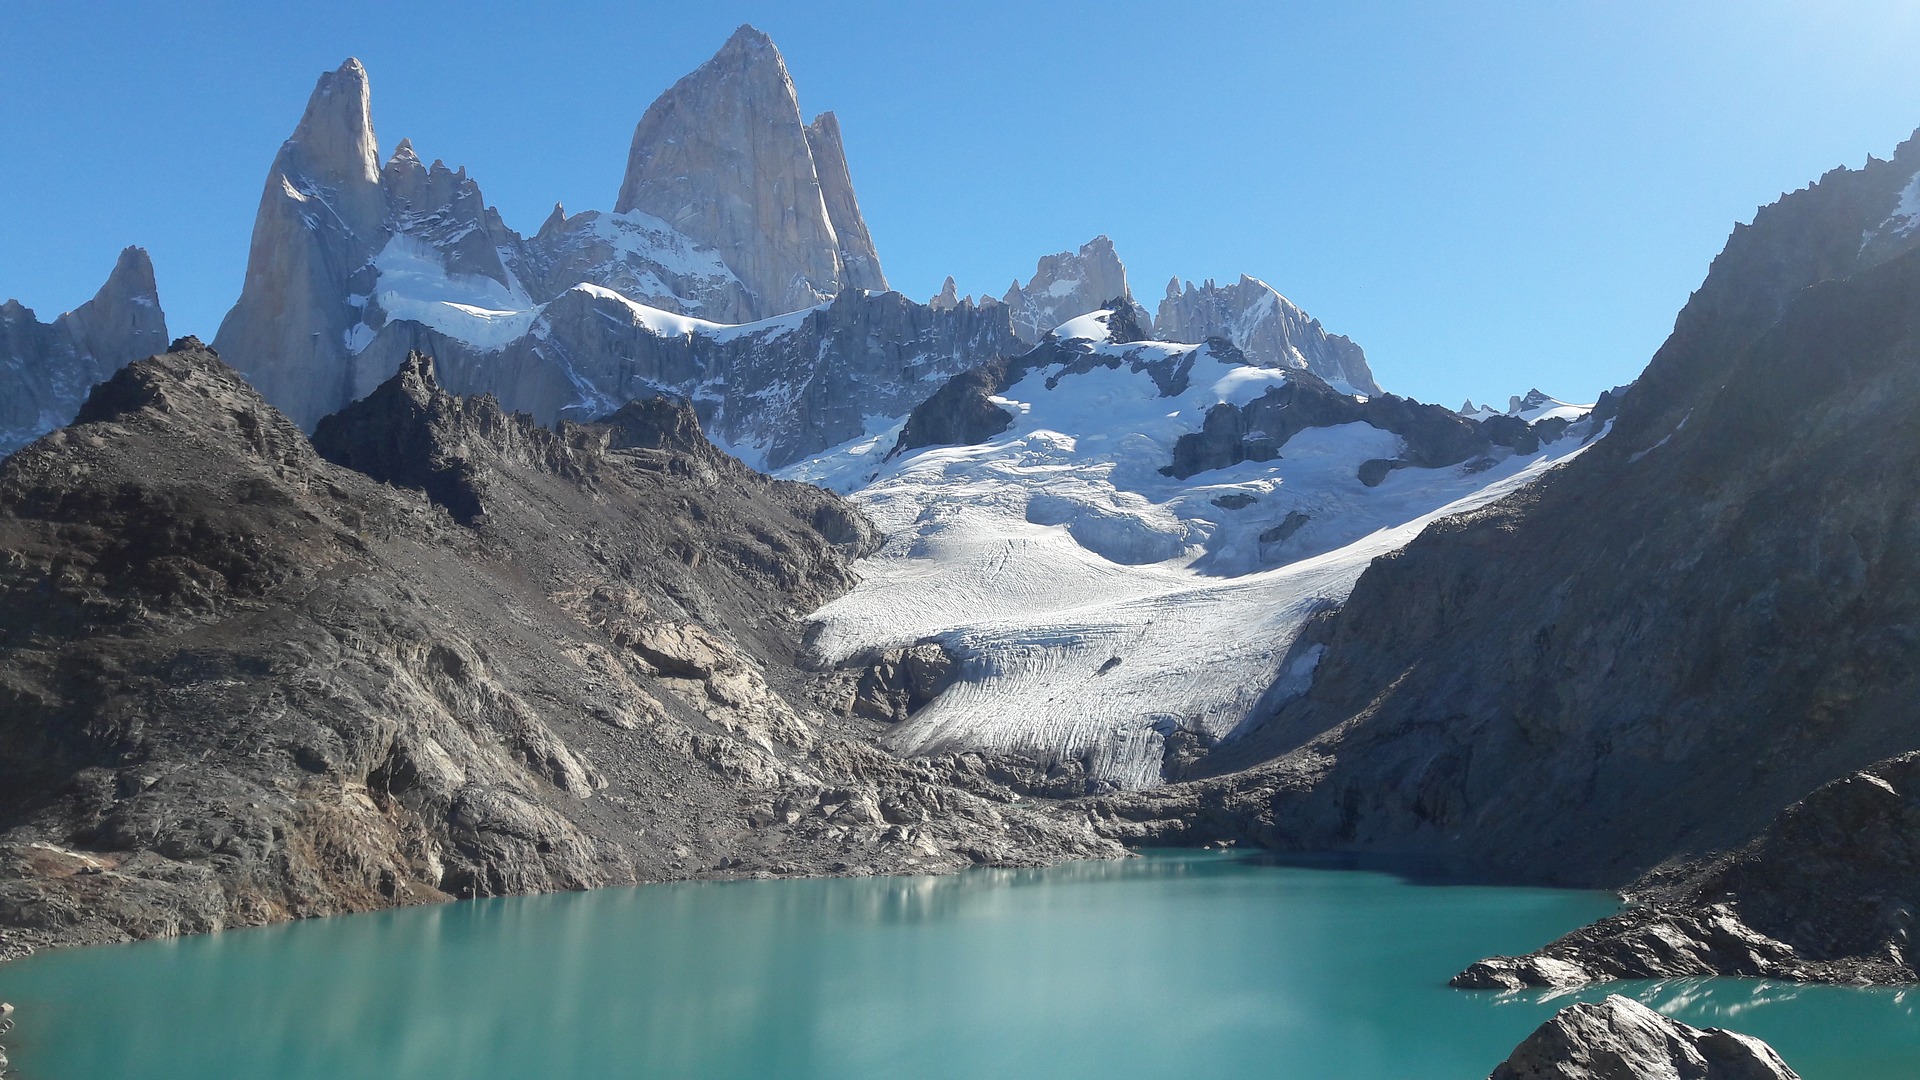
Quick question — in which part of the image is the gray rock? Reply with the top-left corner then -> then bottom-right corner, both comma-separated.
0,247 -> 169,456
1001,236 -> 1144,342
1157,274 -> 1381,395
1489,995 -> 1798,1080
615,26 -> 882,317
1458,752 -> 1920,987
213,58 -> 386,428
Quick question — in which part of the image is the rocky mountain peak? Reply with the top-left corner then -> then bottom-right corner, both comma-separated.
284,57 -> 382,239
930,276 -> 961,311
1100,297 -> 1151,344
1002,236 -> 1141,341
805,110 -> 888,293
1156,274 -> 1381,395
614,26 -> 874,317
1,248 -> 170,456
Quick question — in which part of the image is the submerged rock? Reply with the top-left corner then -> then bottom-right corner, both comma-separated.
1488,995 -> 1798,1080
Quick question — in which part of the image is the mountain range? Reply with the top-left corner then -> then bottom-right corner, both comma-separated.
4,22 -> 1918,1016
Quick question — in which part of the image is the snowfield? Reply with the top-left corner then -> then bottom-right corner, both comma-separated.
785,312 -> 1602,789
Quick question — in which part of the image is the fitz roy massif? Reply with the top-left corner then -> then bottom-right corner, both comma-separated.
4,24 -> 1920,1079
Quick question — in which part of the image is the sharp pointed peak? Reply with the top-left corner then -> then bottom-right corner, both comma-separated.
722,23 -> 776,52
104,245 -> 158,294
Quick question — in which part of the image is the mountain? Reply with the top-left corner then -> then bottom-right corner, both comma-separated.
1157,275 -> 1381,395
206,38 -> 1025,466
614,25 -> 886,314
784,305 -> 1593,790
999,236 -> 1141,341
1089,130 -> 1920,954
0,247 -> 168,456
0,339 -> 1118,958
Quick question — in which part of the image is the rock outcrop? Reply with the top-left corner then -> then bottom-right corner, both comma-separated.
0,339 -> 1122,961
615,25 -> 885,316
1489,996 -> 1799,1080
0,247 -> 168,456
1157,274 -> 1381,395
1160,367 -> 1559,481
1457,752 -> 1920,987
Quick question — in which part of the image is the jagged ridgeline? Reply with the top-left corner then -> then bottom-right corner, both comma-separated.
5,25 -> 1401,468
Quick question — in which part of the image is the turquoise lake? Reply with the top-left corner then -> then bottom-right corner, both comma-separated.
0,852 -> 1914,1078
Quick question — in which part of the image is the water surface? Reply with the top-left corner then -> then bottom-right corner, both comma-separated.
0,852 -> 1912,1078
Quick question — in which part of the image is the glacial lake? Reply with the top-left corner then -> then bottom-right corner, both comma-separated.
0,852 -> 1914,1079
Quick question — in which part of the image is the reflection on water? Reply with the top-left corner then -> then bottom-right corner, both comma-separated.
0,852 -> 1910,1080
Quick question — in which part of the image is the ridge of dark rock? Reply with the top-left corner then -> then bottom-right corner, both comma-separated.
0,339 -> 1120,962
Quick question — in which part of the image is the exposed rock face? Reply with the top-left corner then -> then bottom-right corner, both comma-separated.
1457,752 -> 1920,987
0,340 -> 1122,961
1,248 -> 168,458
615,26 -> 884,316
213,59 -> 386,428
1489,996 -> 1798,1080
1161,369 -> 1553,481
1157,274 -> 1381,395
805,111 -> 887,294
1091,130 -> 1920,894
1001,236 -> 1144,341
888,307 -> 1214,460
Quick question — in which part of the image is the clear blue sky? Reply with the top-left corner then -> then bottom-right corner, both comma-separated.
5,1 -> 1919,407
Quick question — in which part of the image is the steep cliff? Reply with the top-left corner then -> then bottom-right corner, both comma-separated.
614,26 -> 883,316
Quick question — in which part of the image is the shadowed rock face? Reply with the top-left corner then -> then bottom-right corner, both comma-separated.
1161,370 -> 1507,480
1,248 -> 169,456
1088,130 -> 1920,902
1457,752 -> 1920,988
1489,996 -> 1798,1080
0,340 -> 1121,961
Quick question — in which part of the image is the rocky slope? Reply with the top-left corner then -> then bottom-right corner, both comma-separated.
1089,131 -> 1920,956
1489,996 -> 1799,1080
0,339 -> 1120,961
0,247 -> 168,456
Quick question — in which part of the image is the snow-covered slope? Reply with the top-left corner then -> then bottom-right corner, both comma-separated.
785,310 -> 1602,789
